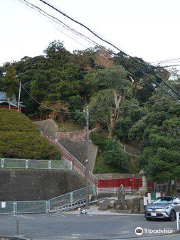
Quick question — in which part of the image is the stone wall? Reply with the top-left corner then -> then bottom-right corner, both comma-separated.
0,169 -> 85,201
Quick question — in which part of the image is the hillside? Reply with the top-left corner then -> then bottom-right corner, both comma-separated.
1,41 -> 180,183
0,108 -> 61,159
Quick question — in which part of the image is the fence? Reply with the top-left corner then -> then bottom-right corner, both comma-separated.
0,158 -> 72,171
49,185 -> 95,211
0,200 -> 47,214
98,187 -> 133,194
98,177 -> 154,190
0,186 -> 96,214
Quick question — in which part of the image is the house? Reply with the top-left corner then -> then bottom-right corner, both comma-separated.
0,92 -> 24,112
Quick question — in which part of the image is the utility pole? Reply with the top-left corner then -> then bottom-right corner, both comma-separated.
85,104 -> 90,209
17,82 -> 21,112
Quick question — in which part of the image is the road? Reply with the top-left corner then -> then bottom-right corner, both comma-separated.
0,213 -> 180,240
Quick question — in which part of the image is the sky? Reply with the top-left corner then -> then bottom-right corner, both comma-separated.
1,0 -> 180,66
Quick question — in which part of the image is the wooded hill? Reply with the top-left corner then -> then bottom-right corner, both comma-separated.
1,40 -> 180,182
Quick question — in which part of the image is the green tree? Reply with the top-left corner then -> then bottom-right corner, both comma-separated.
103,140 -> 130,170
129,99 -> 180,183
88,66 -> 131,138
2,65 -> 19,108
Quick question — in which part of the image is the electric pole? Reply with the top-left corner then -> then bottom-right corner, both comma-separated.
17,82 -> 21,112
85,104 -> 90,209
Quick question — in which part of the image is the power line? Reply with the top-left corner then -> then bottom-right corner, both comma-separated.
113,53 -> 179,101
17,0 -> 98,48
15,0 -> 180,102
21,81 -> 175,116
37,0 -> 180,100
151,57 -> 180,64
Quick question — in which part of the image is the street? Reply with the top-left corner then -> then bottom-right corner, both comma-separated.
0,213 -> 179,240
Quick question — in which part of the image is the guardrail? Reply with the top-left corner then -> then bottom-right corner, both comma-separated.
0,186 -> 96,214
0,158 -> 71,171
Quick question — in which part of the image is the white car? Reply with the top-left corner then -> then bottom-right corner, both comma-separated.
145,196 -> 180,221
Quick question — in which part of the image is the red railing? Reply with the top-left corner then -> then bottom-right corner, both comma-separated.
98,177 -> 154,190
44,133 -> 98,187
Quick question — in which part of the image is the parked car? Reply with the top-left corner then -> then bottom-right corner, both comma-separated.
145,196 -> 180,221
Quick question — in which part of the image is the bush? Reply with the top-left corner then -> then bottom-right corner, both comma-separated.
103,140 -> 130,168
0,109 -> 61,159
90,129 -> 109,149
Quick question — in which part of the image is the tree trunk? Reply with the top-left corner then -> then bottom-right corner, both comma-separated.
108,89 -> 122,139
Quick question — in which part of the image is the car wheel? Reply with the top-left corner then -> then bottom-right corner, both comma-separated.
146,217 -> 152,221
169,210 -> 176,221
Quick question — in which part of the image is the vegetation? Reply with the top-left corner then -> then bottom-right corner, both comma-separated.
0,109 -> 61,159
1,40 -> 180,182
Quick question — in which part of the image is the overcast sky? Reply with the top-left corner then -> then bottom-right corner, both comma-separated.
0,0 -> 180,66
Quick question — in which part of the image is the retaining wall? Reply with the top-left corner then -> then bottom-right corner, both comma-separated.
0,169 -> 85,201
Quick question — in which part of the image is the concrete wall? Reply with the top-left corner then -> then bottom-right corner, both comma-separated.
58,138 -> 98,172
35,119 -> 58,138
34,119 -> 98,172
0,169 -> 85,201
95,173 -> 141,179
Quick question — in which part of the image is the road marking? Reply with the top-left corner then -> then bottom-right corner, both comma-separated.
121,230 -> 131,233
14,215 -> 34,219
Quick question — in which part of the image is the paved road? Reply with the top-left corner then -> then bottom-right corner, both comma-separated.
0,213 -> 179,240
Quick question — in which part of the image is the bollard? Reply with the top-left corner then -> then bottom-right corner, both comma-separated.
16,215 -> 19,236
176,212 -> 180,231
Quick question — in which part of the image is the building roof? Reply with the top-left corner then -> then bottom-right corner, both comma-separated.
0,92 -> 24,107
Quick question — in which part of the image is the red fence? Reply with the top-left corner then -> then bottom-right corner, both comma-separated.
98,177 -> 154,190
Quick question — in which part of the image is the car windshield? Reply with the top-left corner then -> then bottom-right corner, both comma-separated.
152,197 -> 173,204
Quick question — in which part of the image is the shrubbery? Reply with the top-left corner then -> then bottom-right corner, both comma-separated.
0,109 -> 61,159
91,129 -> 130,172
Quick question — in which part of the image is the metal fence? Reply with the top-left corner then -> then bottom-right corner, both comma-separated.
0,158 -> 72,171
0,201 -> 47,214
49,185 -> 96,212
0,186 -> 96,214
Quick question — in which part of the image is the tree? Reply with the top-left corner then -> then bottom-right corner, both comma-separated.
129,99 -> 180,185
88,66 -> 131,138
103,140 -> 130,169
2,65 -> 19,108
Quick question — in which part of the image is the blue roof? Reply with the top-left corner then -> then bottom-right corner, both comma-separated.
0,92 -> 24,107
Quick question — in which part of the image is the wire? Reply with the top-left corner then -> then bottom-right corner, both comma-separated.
15,0 -> 180,102
37,0 -> 180,100
151,57 -> 180,64
21,84 -> 41,105
21,81 -> 175,115
17,0 -> 98,48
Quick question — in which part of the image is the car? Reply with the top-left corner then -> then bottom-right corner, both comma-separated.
145,196 -> 180,221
